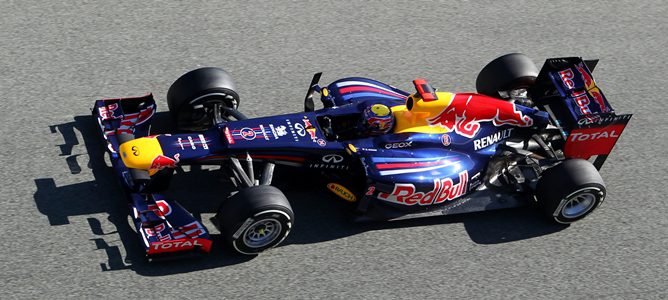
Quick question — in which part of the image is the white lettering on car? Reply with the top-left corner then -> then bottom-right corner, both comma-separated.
473,128 -> 513,150
150,239 -> 204,251
569,130 -> 620,142
384,141 -> 413,149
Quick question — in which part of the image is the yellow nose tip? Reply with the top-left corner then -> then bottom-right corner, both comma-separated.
118,136 -> 164,170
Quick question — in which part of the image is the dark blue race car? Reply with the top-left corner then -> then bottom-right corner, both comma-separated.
93,54 -> 631,259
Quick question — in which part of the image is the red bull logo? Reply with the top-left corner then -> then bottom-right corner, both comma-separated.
98,103 -> 119,120
428,94 -> 533,138
303,117 -> 317,140
558,69 -> 576,89
150,153 -> 180,170
575,63 -> 609,112
377,171 -> 468,206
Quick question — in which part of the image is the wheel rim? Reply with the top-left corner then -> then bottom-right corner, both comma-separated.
243,218 -> 282,249
561,191 -> 597,218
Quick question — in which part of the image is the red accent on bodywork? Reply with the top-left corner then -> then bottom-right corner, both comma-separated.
564,124 -> 627,159
412,78 -> 438,101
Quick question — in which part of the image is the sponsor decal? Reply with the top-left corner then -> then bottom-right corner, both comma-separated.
441,196 -> 473,214
558,68 -> 576,89
303,116 -> 318,141
146,199 -> 172,217
575,63 -> 608,112
317,139 -> 327,147
187,136 -> 196,149
428,93 -> 533,138
577,114 -> 603,126
224,127 -> 235,144
327,183 -> 357,202
198,134 -> 209,150
577,114 -> 631,126
569,129 -> 619,142
322,154 -> 344,163
474,128 -> 513,150
571,90 -> 592,115
177,137 -> 185,150
144,223 -> 166,237
377,171 -> 468,206
285,119 -> 299,141
384,141 -> 412,149
269,124 -> 278,138
308,163 -> 349,170
564,124 -> 626,159
149,153 -> 180,170
259,125 -> 269,140
307,128 -> 317,140
172,221 -> 206,239
294,123 -> 306,136
468,172 -> 483,191
441,134 -> 451,146
270,124 -> 287,138
240,127 -> 256,140
148,239 -> 206,254
275,125 -> 287,137
98,103 -> 119,120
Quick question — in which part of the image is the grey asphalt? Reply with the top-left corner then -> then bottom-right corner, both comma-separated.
1,0 -> 666,299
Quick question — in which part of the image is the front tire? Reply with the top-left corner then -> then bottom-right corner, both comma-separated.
215,185 -> 294,255
167,67 -> 240,131
536,159 -> 606,224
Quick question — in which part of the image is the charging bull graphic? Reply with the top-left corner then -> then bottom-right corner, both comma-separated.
150,153 -> 180,170
428,93 -> 533,138
574,63 -> 610,113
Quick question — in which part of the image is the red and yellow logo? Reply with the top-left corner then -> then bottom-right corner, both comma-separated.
327,183 -> 357,202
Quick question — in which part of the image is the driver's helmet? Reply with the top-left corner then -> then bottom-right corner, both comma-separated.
360,104 -> 394,135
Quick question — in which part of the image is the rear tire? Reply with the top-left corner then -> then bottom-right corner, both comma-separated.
215,185 -> 294,255
476,53 -> 538,99
536,159 -> 606,224
167,67 -> 240,131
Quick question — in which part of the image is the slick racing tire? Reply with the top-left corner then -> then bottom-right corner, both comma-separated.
216,185 -> 294,255
535,159 -> 606,224
476,53 -> 538,99
167,67 -> 241,131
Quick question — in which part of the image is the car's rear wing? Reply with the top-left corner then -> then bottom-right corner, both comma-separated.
530,57 -> 632,169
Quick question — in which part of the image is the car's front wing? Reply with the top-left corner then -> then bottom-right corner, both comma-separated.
92,95 -> 212,260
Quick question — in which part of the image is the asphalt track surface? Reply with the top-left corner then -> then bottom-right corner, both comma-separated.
1,0 -> 666,299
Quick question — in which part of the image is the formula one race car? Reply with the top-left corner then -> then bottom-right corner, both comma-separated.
93,53 -> 631,260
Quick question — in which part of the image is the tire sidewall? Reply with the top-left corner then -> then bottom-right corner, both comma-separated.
228,207 -> 293,255
552,185 -> 606,224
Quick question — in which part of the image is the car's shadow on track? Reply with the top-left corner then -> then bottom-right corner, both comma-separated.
35,113 -> 566,276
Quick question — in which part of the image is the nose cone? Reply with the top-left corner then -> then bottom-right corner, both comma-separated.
119,136 -> 164,170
